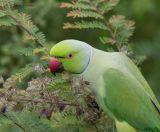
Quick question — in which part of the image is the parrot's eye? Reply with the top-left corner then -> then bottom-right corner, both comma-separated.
67,53 -> 73,59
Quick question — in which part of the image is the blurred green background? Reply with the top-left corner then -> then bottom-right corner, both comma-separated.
0,0 -> 160,100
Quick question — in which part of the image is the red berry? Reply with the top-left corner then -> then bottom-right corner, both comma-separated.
48,58 -> 61,72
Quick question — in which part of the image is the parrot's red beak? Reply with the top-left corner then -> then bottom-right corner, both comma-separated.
48,58 -> 64,73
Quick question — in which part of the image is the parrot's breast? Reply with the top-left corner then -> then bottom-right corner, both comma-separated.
81,48 -> 125,97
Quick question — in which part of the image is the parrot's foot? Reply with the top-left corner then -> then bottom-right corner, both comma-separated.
116,120 -> 137,132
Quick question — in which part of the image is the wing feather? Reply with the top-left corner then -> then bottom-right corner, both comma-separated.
102,68 -> 160,130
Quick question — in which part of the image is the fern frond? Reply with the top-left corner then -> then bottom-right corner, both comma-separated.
47,78 -> 68,91
18,47 -> 34,56
0,112 -> 54,131
109,15 -> 135,44
61,0 -> 135,53
10,11 -> 46,46
0,0 -> 14,8
51,112 -> 88,131
15,65 -> 34,82
0,17 -> 14,26
109,15 -> 125,28
67,10 -> 103,19
97,0 -> 120,14
1,7 -> 46,47
34,32 -> 46,45
0,12 -> 5,17
100,36 -> 116,45
63,21 -> 107,30
33,47 -> 47,55
60,2 -> 95,10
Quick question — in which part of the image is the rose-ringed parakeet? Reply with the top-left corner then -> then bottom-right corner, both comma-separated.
49,40 -> 160,132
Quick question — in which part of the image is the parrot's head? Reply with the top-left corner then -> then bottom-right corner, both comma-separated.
49,40 -> 91,74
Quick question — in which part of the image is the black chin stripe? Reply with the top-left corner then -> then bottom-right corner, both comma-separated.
54,56 -> 65,59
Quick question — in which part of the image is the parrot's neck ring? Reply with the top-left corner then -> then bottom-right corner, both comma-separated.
80,45 -> 92,74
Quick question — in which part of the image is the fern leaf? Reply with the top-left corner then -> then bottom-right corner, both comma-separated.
33,47 -> 47,55
15,65 -> 34,82
15,12 -> 46,46
17,47 -> 34,56
67,10 -> 103,19
0,0 -> 14,8
47,78 -> 68,90
0,0 -> 47,47
0,12 -> 5,17
51,112 -> 88,131
60,2 -> 95,10
109,15 -> 125,28
2,9 -> 46,47
0,112 -> 54,131
34,32 -> 46,45
109,15 -> 135,44
98,0 -> 120,14
63,21 -> 107,30
0,17 -> 14,26
100,36 -> 116,45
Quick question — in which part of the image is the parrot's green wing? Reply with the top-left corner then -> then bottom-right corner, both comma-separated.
102,68 -> 160,131
122,54 -> 160,112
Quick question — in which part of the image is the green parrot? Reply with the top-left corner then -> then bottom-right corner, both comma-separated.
49,40 -> 160,132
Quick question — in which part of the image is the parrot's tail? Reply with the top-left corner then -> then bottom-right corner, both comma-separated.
115,120 -> 137,132
115,120 -> 160,132
156,114 -> 160,131
155,123 -> 160,132
152,119 -> 160,132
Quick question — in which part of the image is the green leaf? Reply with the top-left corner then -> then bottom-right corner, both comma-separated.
109,15 -> 126,28
51,112 -> 88,131
0,17 -> 15,26
0,12 -> 5,17
100,36 -> 116,45
0,112 -> 54,132
0,0 -> 14,8
17,47 -> 34,56
15,65 -> 34,82
60,2 -> 95,10
3,9 -> 46,46
63,21 -> 107,30
98,0 -> 120,13
67,10 -> 103,19
109,15 -> 135,44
